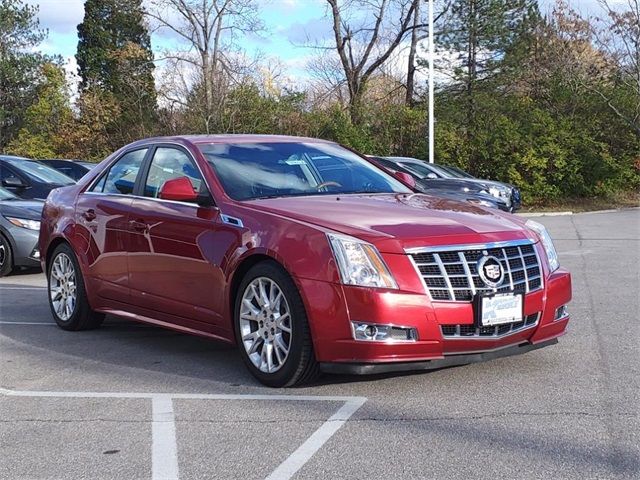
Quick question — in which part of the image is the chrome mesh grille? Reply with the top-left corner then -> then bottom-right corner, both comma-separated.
440,312 -> 540,338
410,242 -> 542,302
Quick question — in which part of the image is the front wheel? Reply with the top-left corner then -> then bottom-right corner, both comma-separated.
0,235 -> 12,277
48,243 -> 104,330
234,261 -> 319,387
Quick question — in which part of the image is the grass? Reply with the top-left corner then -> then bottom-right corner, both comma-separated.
521,190 -> 639,213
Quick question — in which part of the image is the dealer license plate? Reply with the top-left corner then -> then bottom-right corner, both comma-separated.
478,293 -> 523,326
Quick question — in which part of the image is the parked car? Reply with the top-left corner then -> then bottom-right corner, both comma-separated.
369,156 -> 510,211
383,156 -> 521,212
39,159 -> 95,181
0,187 -> 42,277
40,135 -> 571,387
436,163 -> 522,211
0,155 -> 75,200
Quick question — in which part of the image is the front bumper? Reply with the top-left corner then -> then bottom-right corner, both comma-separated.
320,338 -> 558,375
298,267 -> 571,367
2,225 -> 40,268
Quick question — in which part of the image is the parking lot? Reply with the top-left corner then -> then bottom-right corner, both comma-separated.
1,209 -> 638,480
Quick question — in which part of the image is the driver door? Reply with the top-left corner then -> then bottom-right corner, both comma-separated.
126,145 -> 225,331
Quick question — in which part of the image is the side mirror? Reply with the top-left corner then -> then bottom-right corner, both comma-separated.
393,171 -> 417,189
2,176 -> 26,189
159,177 -> 198,202
426,173 -> 438,179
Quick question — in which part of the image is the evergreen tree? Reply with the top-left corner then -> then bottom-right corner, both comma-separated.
0,0 -> 49,150
434,0 -> 540,124
76,0 -> 157,144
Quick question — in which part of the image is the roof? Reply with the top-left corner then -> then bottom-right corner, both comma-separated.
132,134 -> 335,145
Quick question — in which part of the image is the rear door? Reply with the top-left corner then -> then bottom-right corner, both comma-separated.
126,145 -> 225,332
74,148 -> 148,302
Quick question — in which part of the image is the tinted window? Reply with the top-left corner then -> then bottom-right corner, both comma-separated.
90,149 -> 147,195
4,158 -> 74,185
143,147 -> 203,200
199,142 -> 409,200
399,162 -> 444,178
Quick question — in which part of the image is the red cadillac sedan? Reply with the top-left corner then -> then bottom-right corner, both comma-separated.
39,135 -> 571,387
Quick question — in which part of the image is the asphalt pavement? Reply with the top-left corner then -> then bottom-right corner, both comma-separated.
1,209 -> 638,480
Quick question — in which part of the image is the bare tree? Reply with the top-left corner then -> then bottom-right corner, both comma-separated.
593,0 -> 640,136
145,0 -> 262,133
325,0 -> 419,124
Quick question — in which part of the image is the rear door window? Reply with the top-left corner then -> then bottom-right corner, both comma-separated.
90,149 -> 147,195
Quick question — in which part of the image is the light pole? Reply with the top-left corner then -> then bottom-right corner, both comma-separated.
428,0 -> 434,164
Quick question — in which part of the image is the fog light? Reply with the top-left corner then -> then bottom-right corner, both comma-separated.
30,248 -> 40,260
554,305 -> 569,320
352,322 -> 418,342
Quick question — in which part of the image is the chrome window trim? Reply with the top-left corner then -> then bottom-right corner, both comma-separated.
405,238 -> 537,254
82,190 -> 207,209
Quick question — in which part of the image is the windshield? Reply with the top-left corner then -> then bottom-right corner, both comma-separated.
5,158 -> 75,185
399,161 -> 450,179
440,165 -> 475,179
0,186 -> 18,200
199,142 -> 411,200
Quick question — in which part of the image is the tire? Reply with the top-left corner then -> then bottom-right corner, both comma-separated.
47,243 -> 104,331
0,234 -> 12,277
234,260 -> 319,387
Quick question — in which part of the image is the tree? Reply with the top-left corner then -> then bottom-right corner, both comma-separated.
7,63 -> 73,158
0,0 -> 49,150
145,0 -> 262,133
435,0 -> 539,124
325,0 -> 419,124
76,0 -> 157,145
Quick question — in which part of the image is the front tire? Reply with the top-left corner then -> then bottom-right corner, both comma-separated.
48,243 -> 104,330
234,261 -> 319,387
0,234 -> 12,277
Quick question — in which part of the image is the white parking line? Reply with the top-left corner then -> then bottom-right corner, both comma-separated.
0,321 -> 56,326
0,286 -> 46,290
152,396 -> 179,480
0,387 -> 367,480
265,397 -> 367,480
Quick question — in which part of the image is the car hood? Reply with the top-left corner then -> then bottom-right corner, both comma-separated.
244,193 -> 534,253
0,199 -> 44,221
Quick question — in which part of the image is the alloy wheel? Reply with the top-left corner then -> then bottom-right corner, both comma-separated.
239,277 -> 292,373
0,243 -> 6,269
49,253 -> 77,321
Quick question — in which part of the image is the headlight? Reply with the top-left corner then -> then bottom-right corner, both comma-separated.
327,233 -> 398,289
526,220 -> 559,272
6,217 -> 41,231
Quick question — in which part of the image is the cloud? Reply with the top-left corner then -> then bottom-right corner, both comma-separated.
25,0 -> 85,33
286,16 -> 333,45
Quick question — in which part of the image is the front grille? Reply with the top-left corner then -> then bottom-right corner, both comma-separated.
409,242 -> 542,302
441,312 -> 540,338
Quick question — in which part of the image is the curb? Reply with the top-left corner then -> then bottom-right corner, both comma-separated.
518,206 -> 638,217
517,211 -> 573,217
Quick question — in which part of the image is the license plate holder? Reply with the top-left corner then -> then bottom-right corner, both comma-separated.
474,292 -> 523,327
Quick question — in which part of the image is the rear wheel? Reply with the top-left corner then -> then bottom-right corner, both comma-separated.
234,261 -> 319,387
0,235 -> 12,277
48,243 -> 104,330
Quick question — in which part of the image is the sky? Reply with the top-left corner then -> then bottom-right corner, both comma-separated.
26,0 -> 622,86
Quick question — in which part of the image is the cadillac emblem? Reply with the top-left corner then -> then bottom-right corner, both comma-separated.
477,255 -> 505,288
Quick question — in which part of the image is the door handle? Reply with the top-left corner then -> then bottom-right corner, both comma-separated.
82,209 -> 96,221
129,219 -> 148,233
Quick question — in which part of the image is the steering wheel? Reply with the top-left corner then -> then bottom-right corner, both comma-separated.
316,181 -> 342,190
